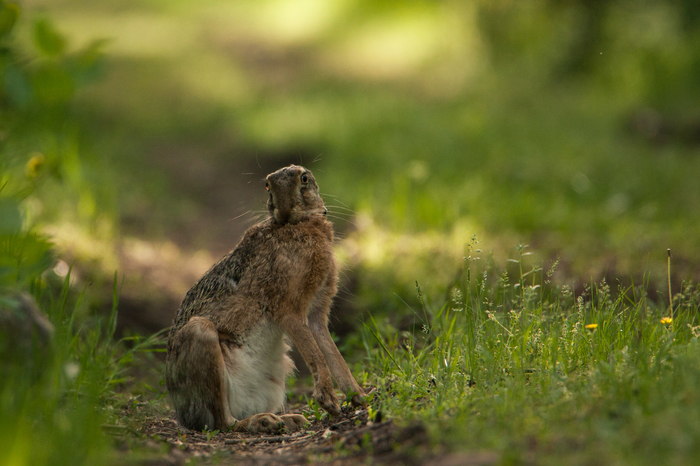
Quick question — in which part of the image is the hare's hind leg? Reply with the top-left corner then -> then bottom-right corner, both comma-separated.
167,317 -> 306,434
166,316 -> 231,431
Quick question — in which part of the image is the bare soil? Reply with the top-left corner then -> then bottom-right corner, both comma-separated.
115,404 -> 474,465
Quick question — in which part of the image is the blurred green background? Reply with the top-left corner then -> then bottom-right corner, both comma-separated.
3,0 -> 700,329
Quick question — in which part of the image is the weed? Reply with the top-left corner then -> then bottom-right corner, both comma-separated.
204,428 -> 220,442
304,396 -> 328,422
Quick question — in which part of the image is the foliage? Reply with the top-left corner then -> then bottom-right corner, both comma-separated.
0,5 -> 151,466
0,0 -> 112,269
21,0 -> 698,283
362,244 -> 700,464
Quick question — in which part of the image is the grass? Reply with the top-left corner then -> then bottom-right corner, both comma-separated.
5,243 -> 700,465
359,244 -> 700,464
0,273 -> 166,466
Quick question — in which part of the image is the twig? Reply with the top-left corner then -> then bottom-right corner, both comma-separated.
224,434 -> 313,445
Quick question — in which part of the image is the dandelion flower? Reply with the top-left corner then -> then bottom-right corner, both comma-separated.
660,317 -> 673,325
585,323 -> 598,330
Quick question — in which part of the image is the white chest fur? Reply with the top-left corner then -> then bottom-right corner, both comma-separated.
223,319 -> 294,420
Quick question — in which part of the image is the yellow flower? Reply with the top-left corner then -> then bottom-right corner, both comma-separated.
585,323 -> 598,330
25,153 -> 45,178
660,317 -> 673,325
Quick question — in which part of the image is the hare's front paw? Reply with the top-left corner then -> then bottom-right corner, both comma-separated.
314,387 -> 341,417
236,413 -> 285,434
280,414 -> 308,431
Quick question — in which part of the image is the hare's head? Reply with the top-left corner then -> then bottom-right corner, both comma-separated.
265,165 -> 326,225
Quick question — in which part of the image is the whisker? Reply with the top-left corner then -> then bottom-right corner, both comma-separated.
239,216 -> 259,227
325,211 -> 356,220
325,203 -> 356,210
320,194 -> 352,209
331,294 -> 355,306
229,210 -> 252,221
239,210 -> 267,222
324,212 -> 353,219
325,215 -> 359,227
331,231 -> 348,242
331,282 -> 355,299
325,204 -> 357,214
325,209 -> 354,217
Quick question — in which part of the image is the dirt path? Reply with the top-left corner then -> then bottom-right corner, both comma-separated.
123,401 -> 497,466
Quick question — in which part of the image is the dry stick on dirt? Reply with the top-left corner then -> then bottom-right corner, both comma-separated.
224,434 -> 314,445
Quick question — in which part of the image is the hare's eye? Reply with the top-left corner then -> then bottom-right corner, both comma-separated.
301,174 -> 308,183
265,182 -> 270,192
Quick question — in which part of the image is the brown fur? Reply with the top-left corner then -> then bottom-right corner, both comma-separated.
165,165 -> 365,433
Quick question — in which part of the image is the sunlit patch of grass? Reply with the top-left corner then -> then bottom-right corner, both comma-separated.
360,246 -> 700,463
321,4 -> 480,82
43,220 -> 119,272
255,0 -> 350,45
337,216 -> 484,303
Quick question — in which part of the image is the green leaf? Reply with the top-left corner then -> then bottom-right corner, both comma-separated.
33,18 -> 66,57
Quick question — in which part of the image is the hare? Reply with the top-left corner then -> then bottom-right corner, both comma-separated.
165,165 -> 366,434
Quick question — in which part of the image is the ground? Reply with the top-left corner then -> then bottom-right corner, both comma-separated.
115,395 -> 497,466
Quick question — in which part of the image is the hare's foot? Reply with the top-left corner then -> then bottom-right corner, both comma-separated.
233,413 -> 285,434
314,386 -> 341,417
280,414 -> 307,431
